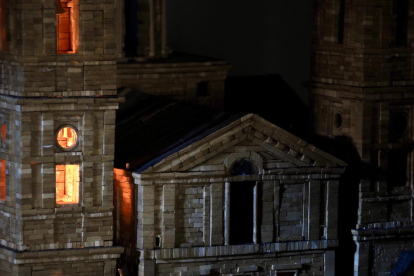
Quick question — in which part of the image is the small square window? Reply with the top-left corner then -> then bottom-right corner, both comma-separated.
56,164 -> 80,205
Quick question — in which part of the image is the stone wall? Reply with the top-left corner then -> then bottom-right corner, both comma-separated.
0,0 -> 117,98
116,59 -> 231,110
0,246 -> 122,276
310,1 -> 414,275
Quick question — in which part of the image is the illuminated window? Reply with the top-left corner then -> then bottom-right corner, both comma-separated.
1,123 -> 5,147
56,164 -> 80,204
56,125 -> 78,151
0,0 -> 5,51
56,0 -> 78,53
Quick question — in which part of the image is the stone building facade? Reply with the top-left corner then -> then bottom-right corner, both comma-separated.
114,111 -> 346,276
115,0 -> 231,109
0,0 -> 124,275
309,0 -> 414,275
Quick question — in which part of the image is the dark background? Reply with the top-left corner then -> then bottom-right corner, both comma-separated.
166,0 -> 314,104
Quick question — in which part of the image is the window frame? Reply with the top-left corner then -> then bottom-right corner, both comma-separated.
55,124 -> 80,152
55,163 -> 81,206
56,0 -> 79,54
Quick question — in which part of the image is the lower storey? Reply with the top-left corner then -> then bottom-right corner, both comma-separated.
354,231 -> 414,276
0,245 -> 123,276
119,243 -> 338,276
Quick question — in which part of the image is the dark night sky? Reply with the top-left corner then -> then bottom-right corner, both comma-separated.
166,0 -> 314,104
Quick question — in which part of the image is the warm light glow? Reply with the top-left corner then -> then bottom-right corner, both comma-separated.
56,164 -> 79,204
0,159 -> 5,201
56,126 -> 78,150
56,0 -> 78,54
1,124 -> 5,143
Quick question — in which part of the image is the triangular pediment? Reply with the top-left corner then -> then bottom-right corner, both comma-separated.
138,114 -> 347,174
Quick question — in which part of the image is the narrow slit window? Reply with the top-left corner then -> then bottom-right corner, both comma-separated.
56,164 -> 80,204
56,0 -> 78,53
0,0 -> 6,51
395,0 -> 409,46
337,0 -> 345,44
0,159 -> 5,201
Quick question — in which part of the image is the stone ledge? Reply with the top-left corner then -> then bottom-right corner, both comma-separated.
0,245 -> 123,265
136,240 -> 339,260
352,225 -> 414,240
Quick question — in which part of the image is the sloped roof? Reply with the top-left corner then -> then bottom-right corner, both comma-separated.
138,114 -> 347,174
391,251 -> 414,276
114,89 -> 245,171
115,90 -> 346,174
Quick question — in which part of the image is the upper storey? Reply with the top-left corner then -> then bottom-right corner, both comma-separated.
117,0 -> 169,59
311,0 -> 414,89
0,0 -> 117,97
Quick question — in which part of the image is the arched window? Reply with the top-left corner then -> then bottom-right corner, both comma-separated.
56,0 -> 79,53
230,159 -> 258,176
227,159 -> 259,245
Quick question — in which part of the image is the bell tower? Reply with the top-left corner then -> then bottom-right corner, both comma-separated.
310,0 -> 414,275
0,0 -> 122,275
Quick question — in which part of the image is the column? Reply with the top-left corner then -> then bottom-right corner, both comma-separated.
210,182 -> 223,245
161,0 -> 167,55
325,180 -> 339,239
137,184 -> 154,249
224,181 -> 230,245
308,180 -> 321,240
149,0 -> 155,57
162,184 -> 175,248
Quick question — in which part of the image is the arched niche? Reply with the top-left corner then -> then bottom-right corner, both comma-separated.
223,151 -> 263,176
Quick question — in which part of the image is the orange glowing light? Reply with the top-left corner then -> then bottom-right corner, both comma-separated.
1,124 -> 6,142
56,126 -> 78,150
56,164 -> 79,204
56,0 -> 79,54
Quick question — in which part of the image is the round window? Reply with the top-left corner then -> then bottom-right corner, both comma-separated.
333,113 -> 343,130
56,125 -> 79,151
392,113 -> 409,137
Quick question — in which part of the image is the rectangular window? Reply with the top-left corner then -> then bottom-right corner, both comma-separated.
0,0 -> 6,51
56,0 -> 78,53
0,159 -> 5,201
387,150 -> 410,188
56,164 -> 80,204
395,0 -> 408,46
337,0 -> 345,44
229,181 -> 254,245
